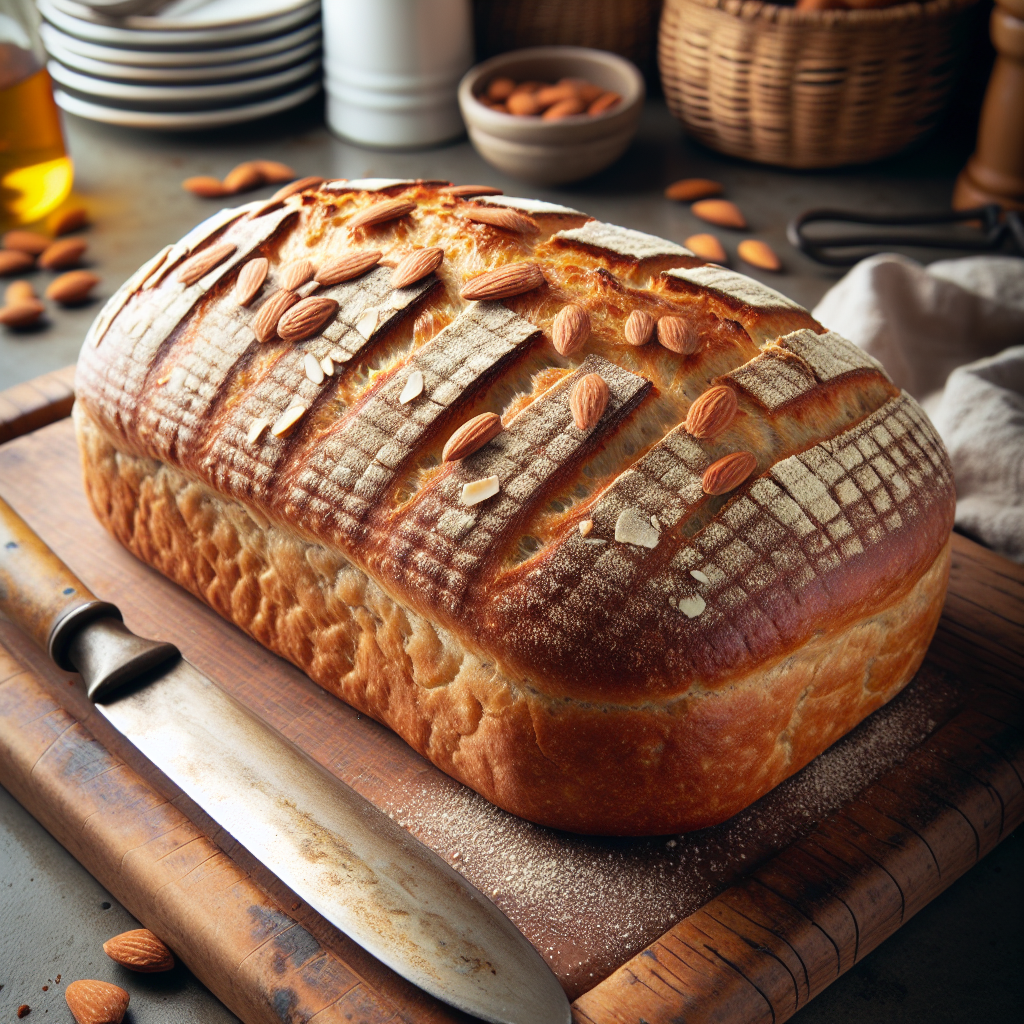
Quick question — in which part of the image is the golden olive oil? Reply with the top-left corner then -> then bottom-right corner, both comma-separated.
1,56 -> 73,227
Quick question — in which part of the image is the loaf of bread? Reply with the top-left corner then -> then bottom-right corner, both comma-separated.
74,179 -> 955,835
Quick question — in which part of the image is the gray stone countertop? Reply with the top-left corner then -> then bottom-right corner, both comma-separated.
0,95 -> 986,389
1,97 -> 1021,1024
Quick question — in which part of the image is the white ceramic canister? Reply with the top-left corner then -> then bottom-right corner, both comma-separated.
323,0 -> 473,149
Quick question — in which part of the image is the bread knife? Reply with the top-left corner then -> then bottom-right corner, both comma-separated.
0,495 -> 570,1024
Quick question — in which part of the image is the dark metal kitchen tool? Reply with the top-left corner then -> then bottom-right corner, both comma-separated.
788,204 -> 1024,267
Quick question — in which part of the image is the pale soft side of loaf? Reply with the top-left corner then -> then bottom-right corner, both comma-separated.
74,180 -> 956,834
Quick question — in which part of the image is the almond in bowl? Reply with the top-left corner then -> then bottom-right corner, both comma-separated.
458,46 -> 644,185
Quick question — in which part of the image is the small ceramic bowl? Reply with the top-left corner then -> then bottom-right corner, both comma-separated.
458,46 -> 645,185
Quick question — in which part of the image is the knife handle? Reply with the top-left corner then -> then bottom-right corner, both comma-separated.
0,495 -> 120,669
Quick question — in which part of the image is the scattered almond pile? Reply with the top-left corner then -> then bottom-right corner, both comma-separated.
477,76 -> 622,119
183,159 -> 296,198
0,206 -> 99,328
665,178 -> 782,272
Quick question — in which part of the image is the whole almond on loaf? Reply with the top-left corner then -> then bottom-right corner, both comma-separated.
570,373 -> 610,430
103,928 -> 175,972
684,385 -> 739,438
702,451 -> 758,494
391,247 -> 444,289
463,206 -> 539,234
252,289 -> 299,343
460,262 -> 544,300
65,980 -> 129,1024
276,296 -> 339,342
72,180 -> 956,837
316,250 -> 382,286
657,316 -> 699,355
235,257 -> 269,306
443,412 -> 503,462
552,303 -> 591,356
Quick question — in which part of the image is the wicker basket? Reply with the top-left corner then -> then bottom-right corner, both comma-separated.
658,0 -> 981,168
473,0 -> 664,77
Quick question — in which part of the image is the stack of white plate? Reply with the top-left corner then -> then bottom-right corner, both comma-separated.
39,0 -> 321,130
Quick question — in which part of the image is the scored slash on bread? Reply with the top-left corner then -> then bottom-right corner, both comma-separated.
74,178 -> 955,835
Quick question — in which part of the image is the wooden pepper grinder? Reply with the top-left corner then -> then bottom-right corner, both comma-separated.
953,0 -> 1024,211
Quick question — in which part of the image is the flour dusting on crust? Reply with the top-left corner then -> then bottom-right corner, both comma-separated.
554,221 -> 695,260
667,265 -> 803,309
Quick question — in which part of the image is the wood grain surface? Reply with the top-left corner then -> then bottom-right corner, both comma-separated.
0,372 -> 1019,1024
0,365 -> 75,445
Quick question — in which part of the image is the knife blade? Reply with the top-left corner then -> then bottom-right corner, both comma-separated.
0,495 -> 570,1024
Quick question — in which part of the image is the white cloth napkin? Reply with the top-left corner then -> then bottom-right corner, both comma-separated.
812,254 -> 1024,563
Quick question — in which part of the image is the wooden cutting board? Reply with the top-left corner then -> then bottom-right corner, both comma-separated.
0,368 -> 1021,1024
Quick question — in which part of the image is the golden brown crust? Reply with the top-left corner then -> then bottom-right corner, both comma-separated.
73,179 -> 956,833
75,403 -> 950,834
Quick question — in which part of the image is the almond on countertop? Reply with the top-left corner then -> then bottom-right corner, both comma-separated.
443,412 -> 503,462
39,237 -> 87,270
3,229 -> 50,254
570,373 -> 610,430
624,309 -> 655,347
0,249 -> 34,275
0,299 -> 44,327
552,302 -> 591,356
5,280 -> 35,304
737,238 -> 782,271
460,262 -> 545,301
47,205 -> 89,235
222,161 -> 264,194
102,928 -> 175,973
665,178 -> 724,202
182,175 -> 228,198
691,199 -> 747,229
684,385 -> 739,438
252,159 -> 296,184
657,315 -> 699,355
702,450 -> 758,495
46,270 -> 100,305
65,980 -> 129,1024
685,233 -> 728,264
391,246 -> 444,289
